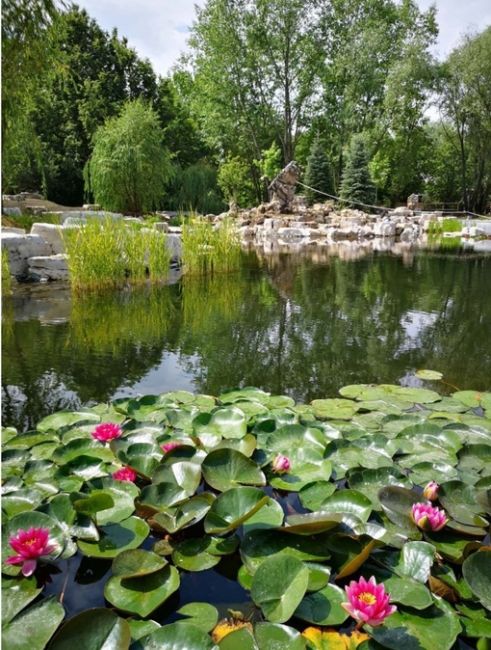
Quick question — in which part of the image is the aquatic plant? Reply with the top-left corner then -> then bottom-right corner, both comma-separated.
181,216 -> 241,275
2,381 -> 491,649
62,218 -> 170,290
422,480 -> 439,501
2,248 -> 12,295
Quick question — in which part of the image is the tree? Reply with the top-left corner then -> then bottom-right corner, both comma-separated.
85,100 -> 172,214
217,156 -> 255,209
303,137 -> 333,203
340,135 -> 376,205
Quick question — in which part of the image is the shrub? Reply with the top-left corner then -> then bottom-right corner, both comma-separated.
84,100 -> 172,215
340,135 -> 376,205
217,156 -> 255,209
304,136 -> 334,204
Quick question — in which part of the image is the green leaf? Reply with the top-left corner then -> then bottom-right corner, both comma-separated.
72,493 -> 114,515
311,398 -> 360,420
172,535 -> 239,571
77,516 -> 149,558
104,565 -> 180,617
149,494 -> 214,533
242,497 -> 284,533
37,410 -> 100,433
176,603 -> 219,632
299,481 -> 337,511
204,487 -> 269,535
134,622 -> 216,650
255,622 -> 306,649
2,596 -> 65,650
314,489 -> 373,522
294,583 -> 348,625
1,577 -> 42,624
463,550 -> 491,610
49,608 -> 131,650
194,406 -> 247,439
396,541 -> 436,583
201,448 -> 266,492
383,575 -> 433,610
370,599 -> 461,650
251,554 -> 309,623
218,628 -> 256,649
378,486 -> 420,534
415,370 -> 443,380
112,549 -> 167,578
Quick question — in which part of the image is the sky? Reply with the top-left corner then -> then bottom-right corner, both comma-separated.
77,0 -> 491,77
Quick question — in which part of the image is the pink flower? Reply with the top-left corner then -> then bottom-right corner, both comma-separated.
92,422 -> 122,443
422,481 -> 439,501
411,502 -> 448,531
112,467 -> 137,482
342,576 -> 396,627
6,527 -> 57,577
271,454 -> 291,473
161,441 -> 182,454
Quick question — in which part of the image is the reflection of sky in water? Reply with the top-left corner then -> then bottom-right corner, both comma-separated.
115,352 -> 199,398
399,310 -> 439,351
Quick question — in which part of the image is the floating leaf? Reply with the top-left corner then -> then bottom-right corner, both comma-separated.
295,583 -> 348,625
49,608 -> 131,650
2,596 -> 65,650
462,551 -> 491,610
201,449 -> 266,491
204,487 -> 269,535
77,516 -> 149,558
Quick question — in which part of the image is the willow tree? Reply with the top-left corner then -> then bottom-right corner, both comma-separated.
85,100 -> 172,214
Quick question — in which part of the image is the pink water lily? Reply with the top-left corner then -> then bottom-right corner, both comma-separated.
271,454 -> 291,473
161,441 -> 182,454
6,527 -> 57,577
342,576 -> 396,627
422,481 -> 439,501
92,422 -> 122,443
411,502 -> 448,531
112,467 -> 137,482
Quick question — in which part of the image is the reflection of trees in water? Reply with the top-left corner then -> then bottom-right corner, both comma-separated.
2,253 -> 490,430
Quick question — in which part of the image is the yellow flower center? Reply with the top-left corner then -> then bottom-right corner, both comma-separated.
24,538 -> 37,546
358,592 -> 377,605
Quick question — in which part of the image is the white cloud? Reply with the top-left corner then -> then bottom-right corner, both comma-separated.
76,0 -> 490,76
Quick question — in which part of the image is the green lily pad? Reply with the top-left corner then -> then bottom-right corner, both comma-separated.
49,608 -> 131,650
201,448 -> 266,492
176,603 -> 219,632
299,481 -> 337,511
149,493 -> 214,533
134,622 -> 216,649
172,535 -> 238,571
294,583 -> 348,626
255,622 -> 307,649
204,487 -> 269,535
1,577 -> 42,624
311,398 -> 360,420
383,575 -> 433,610
104,565 -> 180,617
251,554 -> 309,623
37,410 -> 100,433
77,516 -> 149,558
462,551 -> 491,610
396,541 -> 436,583
242,497 -> 284,533
378,486 -> 420,534
2,596 -> 65,650
415,369 -> 443,381
193,406 -> 247,439
111,549 -> 167,578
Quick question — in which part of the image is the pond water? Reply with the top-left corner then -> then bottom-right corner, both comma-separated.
2,246 -> 491,430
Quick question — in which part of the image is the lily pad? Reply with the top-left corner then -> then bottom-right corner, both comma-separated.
2,596 -> 65,650
294,583 -> 348,625
77,516 -> 149,558
204,487 -> 269,535
49,608 -> 131,650
462,551 -> 491,610
201,448 -> 266,492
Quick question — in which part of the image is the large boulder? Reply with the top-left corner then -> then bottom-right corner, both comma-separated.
166,234 -> 182,261
373,220 -> 396,237
27,254 -> 69,281
1,233 -> 51,277
31,222 -> 65,254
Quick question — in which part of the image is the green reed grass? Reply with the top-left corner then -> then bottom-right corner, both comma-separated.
2,249 -> 12,296
62,218 -> 171,291
181,216 -> 241,275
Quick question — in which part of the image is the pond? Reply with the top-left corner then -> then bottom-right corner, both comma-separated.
2,245 -> 491,430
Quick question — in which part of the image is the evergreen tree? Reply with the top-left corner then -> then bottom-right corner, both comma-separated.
304,137 -> 333,204
340,135 -> 376,205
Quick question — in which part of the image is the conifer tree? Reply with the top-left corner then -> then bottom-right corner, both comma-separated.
304,137 -> 333,204
340,135 -> 376,205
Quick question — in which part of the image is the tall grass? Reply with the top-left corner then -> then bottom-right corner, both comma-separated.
2,249 -> 12,296
181,217 -> 241,275
1,213 -> 62,232
62,218 -> 170,291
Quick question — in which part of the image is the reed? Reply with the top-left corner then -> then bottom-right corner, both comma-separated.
181,216 -> 241,275
2,249 -> 12,296
62,218 -> 171,291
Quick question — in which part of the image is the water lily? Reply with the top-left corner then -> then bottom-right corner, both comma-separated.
161,441 -> 182,454
342,576 -> 396,627
211,619 -> 253,643
423,481 -> 439,501
112,466 -> 137,482
302,627 -> 369,649
411,502 -> 448,531
6,527 -> 57,577
271,453 -> 291,473
92,422 -> 122,442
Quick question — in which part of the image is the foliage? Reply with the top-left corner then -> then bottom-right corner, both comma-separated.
340,136 -> 376,205
181,217 -> 242,274
1,213 -> 62,233
259,142 -> 283,182
217,156 -> 256,208
2,249 -> 13,296
304,137 -> 334,204
62,218 -> 170,290
1,382 -> 491,648
85,101 -> 172,214
167,161 -> 226,215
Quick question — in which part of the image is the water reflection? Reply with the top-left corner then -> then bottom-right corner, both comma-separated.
2,248 -> 491,430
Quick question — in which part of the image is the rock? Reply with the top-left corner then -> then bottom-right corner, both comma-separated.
392,207 -> 413,217
82,203 -> 101,210
62,211 -> 123,225
31,222 -> 65,254
2,207 -> 22,217
166,234 -> 182,261
400,226 -> 418,242
239,226 -> 256,239
373,220 -> 396,237
1,233 -> 52,277
154,221 -> 169,233
27,254 -> 69,281
277,227 -> 310,240
1,227 -> 26,235
123,217 -> 143,224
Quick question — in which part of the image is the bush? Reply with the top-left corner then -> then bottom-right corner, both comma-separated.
167,161 -> 226,215
217,156 -> 255,209
304,137 -> 333,204
85,100 -> 172,215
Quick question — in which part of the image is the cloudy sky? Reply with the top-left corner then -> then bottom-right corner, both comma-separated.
77,0 -> 491,77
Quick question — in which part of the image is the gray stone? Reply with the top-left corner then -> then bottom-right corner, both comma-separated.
1,233 -> 52,277
373,220 -> 396,237
166,234 -> 182,260
31,222 -> 65,254
154,222 -> 169,233
1,226 -> 26,235
2,207 -> 22,217
277,227 -> 310,240
27,254 -> 69,281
